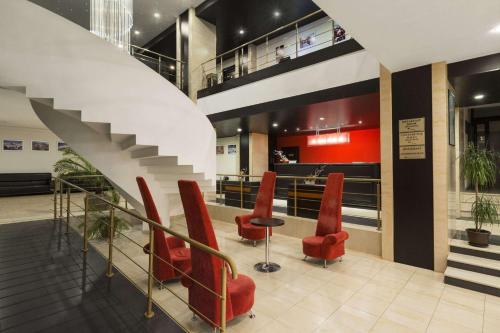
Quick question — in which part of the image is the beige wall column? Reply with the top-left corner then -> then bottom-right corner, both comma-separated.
188,8 -> 216,101
249,133 -> 268,176
379,65 -> 394,262
432,62 -> 449,272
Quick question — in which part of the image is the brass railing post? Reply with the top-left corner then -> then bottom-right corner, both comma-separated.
220,265 -> 227,333
376,182 -> 381,230
59,181 -> 63,218
82,195 -> 89,253
240,177 -> 243,209
295,22 -> 299,58
144,226 -> 155,318
106,206 -> 115,278
294,178 -> 298,216
53,178 -> 58,222
66,188 -> 71,234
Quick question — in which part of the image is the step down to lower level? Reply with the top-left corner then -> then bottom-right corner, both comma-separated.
449,238 -> 500,261
444,267 -> 500,297
447,252 -> 500,277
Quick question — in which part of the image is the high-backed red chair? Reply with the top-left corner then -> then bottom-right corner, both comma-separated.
302,173 -> 349,268
136,177 -> 191,283
178,180 -> 256,328
235,171 -> 276,246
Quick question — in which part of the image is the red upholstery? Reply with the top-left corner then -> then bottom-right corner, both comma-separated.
178,180 -> 256,327
302,173 -> 349,261
136,177 -> 191,282
235,172 -> 276,241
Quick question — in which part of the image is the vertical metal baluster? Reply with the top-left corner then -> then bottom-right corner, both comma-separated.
294,178 -> 298,216
158,57 -> 162,75
53,178 -> 58,222
219,57 -> 223,83
219,177 -> 223,204
295,23 -> 299,58
144,226 -> 155,318
59,181 -> 63,218
240,177 -> 243,209
66,188 -> 71,234
241,47 -> 244,77
266,36 -> 269,66
106,206 -> 115,278
376,182 -> 381,230
220,266 -> 227,333
82,195 -> 89,253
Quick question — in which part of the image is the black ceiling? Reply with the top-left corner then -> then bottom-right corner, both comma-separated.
196,0 -> 323,54
29,0 -> 90,29
213,93 -> 380,138
451,69 -> 500,108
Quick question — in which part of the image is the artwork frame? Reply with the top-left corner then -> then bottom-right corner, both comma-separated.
58,141 -> 69,151
2,139 -> 23,151
300,33 -> 315,49
216,145 -> 224,155
32,140 -> 50,151
228,144 -> 237,155
448,90 -> 456,146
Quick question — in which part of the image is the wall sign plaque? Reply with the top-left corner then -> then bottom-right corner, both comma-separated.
399,117 -> 425,159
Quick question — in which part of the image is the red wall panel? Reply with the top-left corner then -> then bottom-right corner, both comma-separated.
276,128 -> 380,163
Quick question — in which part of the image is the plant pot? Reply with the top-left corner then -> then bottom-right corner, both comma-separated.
466,228 -> 491,248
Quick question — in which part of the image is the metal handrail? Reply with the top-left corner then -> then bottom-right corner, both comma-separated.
131,44 -> 184,64
53,176 -> 236,332
217,174 -> 380,183
201,10 -> 323,66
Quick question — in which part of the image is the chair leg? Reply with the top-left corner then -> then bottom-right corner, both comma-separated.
339,256 -> 343,262
249,310 -> 256,319
192,312 -> 197,320
323,260 -> 327,268
303,255 -> 307,261
253,240 -> 257,247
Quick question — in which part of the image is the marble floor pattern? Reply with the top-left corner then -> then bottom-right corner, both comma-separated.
76,219 -> 498,333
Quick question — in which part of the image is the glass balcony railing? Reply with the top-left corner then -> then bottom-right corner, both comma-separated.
200,10 -> 352,90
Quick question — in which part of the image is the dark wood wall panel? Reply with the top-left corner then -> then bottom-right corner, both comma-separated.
392,65 -> 434,270
240,133 -> 249,174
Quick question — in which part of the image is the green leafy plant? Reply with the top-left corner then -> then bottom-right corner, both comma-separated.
462,143 -> 499,231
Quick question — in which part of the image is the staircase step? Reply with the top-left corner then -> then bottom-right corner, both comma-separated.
110,133 -> 134,144
139,156 -> 178,167
450,239 -> 500,261
447,252 -> 500,277
444,267 -> 500,297
146,165 -> 194,174
130,146 -> 159,159
154,173 -> 206,182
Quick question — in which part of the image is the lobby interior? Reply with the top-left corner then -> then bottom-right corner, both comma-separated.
1,1 -> 500,333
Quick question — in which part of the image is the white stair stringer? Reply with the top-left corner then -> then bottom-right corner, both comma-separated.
0,0 -> 216,224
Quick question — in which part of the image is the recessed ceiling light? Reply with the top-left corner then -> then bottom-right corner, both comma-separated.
490,24 -> 500,34
296,127 -> 300,131
273,11 -> 281,17
169,65 -> 175,70
474,94 -> 485,100
153,12 -> 161,18
319,117 -> 325,121
272,122 -> 278,128
284,129 -> 287,132
239,29 -> 245,35
134,30 -> 140,35
237,128 -> 242,132
358,120 -> 363,124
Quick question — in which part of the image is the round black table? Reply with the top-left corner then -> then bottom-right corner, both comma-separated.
250,217 -> 285,273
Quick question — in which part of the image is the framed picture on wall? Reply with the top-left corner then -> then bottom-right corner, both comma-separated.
216,145 -> 224,154
448,90 -> 456,146
300,33 -> 315,49
32,140 -> 49,151
3,139 -> 23,151
228,144 -> 237,155
58,141 -> 69,151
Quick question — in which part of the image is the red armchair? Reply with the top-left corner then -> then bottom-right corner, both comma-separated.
178,180 -> 256,328
302,173 -> 349,268
136,177 -> 191,283
235,171 -> 276,246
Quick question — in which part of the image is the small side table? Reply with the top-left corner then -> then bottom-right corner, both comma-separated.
250,217 -> 285,273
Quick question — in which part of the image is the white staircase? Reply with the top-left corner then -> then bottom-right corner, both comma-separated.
445,239 -> 500,297
0,0 -> 216,223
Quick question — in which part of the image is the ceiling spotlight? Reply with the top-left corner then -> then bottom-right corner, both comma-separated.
169,65 -> 175,70
284,129 -> 287,132
296,127 -> 300,131
134,30 -> 140,35
474,94 -> 485,100
237,128 -> 242,132
153,12 -> 161,18
358,120 -> 363,124
490,24 -> 500,34
319,117 -> 325,121
239,29 -> 245,35
273,11 -> 281,17
272,122 -> 278,128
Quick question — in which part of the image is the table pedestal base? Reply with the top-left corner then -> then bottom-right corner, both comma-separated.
254,262 -> 281,273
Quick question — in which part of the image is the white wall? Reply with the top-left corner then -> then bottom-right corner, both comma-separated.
0,125 -> 63,174
198,50 -> 379,116
216,136 -> 240,176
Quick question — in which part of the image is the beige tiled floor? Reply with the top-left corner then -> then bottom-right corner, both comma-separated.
81,219 -> 499,333
2,194 -> 499,333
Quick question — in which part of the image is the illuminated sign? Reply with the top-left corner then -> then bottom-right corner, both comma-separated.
307,132 -> 350,146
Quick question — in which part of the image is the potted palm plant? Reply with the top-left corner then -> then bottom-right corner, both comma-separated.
462,143 -> 499,247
